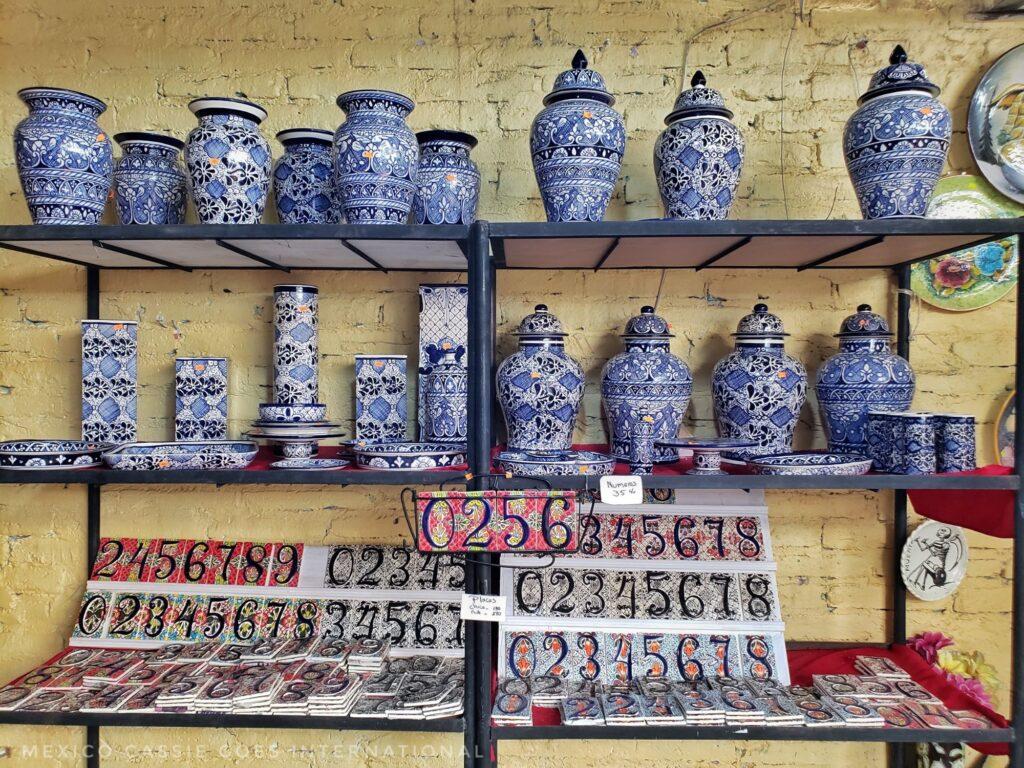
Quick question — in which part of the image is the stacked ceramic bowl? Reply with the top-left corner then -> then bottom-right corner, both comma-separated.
248,402 -> 345,460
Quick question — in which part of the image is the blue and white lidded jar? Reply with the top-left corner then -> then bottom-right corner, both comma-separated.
424,349 -> 468,442
273,129 -> 340,224
711,304 -> 806,456
81,320 -> 138,444
15,87 -> 113,225
112,132 -> 187,225
175,357 -> 228,441
654,70 -> 745,220
898,412 -> 936,475
496,305 -> 585,452
816,304 -> 915,455
935,414 -> 976,473
844,46 -> 951,219
601,306 -> 692,463
185,97 -> 271,224
272,285 -> 319,405
334,90 -> 418,224
413,130 -> 480,225
530,49 -> 626,222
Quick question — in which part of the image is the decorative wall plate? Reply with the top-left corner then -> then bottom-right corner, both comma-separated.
748,452 -> 872,476
269,458 -> 349,471
900,521 -> 968,601
926,173 -> 1024,218
354,441 -> 468,470
0,439 -> 109,470
495,449 -> 615,477
997,390 -> 1015,467
968,44 -> 1024,203
102,441 -> 258,470
910,237 -> 1018,311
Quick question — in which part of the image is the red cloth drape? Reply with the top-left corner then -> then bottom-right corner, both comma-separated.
906,465 -> 1014,539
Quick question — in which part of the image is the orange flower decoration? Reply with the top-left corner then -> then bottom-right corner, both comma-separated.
777,371 -> 788,379
445,173 -> 457,182
920,107 -> 933,115
582,111 -> 592,118
195,363 -> 205,372
208,157 -> 220,165
96,133 -> 105,142
362,149 -> 375,159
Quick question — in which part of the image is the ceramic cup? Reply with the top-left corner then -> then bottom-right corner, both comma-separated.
895,412 -> 936,475
934,414 -> 976,473
866,410 -> 902,473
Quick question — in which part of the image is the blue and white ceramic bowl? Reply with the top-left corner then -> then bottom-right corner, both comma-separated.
270,457 -> 349,470
748,452 -> 873,476
258,403 -> 328,423
495,449 -> 615,477
354,441 -> 468,470
0,439 -> 110,470
103,441 -> 258,470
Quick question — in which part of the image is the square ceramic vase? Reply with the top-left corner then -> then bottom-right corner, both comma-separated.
355,355 -> 408,442
418,284 -> 468,439
175,357 -> 228,441
81,320 -> 138,443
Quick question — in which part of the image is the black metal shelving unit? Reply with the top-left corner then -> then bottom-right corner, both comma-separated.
0,219 -> 1021,768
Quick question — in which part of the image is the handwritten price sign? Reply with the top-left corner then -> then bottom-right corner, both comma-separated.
598,476 -> 643,505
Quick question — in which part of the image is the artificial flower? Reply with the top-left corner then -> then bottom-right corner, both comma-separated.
944,671 -> 993,708
907,631 -> 954,665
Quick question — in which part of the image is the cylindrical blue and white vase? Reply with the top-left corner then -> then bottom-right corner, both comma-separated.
81,320 -> 138,443
334,90 -> 418,224
899,413 -> 936,475
423,349 -> 468,442
273,128 -> 340,224
175,357 -> 228,441
185,97 -> 271,224
273,285 -> 319,405
413,130 -> 480,225
355,354 -> 408,443
866,411 -> 902,473
112,132 -> 187,225
935,414 -> 975,473
628,415 -> 655,475
15,87 -> 113,225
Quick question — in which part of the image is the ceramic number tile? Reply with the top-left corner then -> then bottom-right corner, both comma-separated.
81,319 -> 138,443
174,357 -> 228,441
739,634 -> 780,681
355,355 -> 408,442
417,284 -> 468,439
90,538 -> 151,582
267,543 -> 303,588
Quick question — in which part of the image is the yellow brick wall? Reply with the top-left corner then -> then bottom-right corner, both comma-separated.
0,0 -> 1018,765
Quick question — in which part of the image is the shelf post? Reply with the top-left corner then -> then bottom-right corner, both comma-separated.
86,264 -> 102,768
1013,261 -> 1024,768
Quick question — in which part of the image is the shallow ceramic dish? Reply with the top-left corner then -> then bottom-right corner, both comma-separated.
495,449 -> 615,477
354,441 -> 468,471
247,422 -> 342,438
103,441 -> 258,470
900,520 -> 968,601
0,439 -> 110,470
655,436 -> 757,475
258,403 -> 327,422
968,43 -> 1024,203
269,458 -> 350,471
748,452 -> 873,476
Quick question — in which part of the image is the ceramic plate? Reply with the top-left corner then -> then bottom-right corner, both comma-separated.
495,449 -> 615,477
655,437 -> 758,450
103,441 -> 258,471
0,439 -> 110,470
748,452 -> 872,476
997,390 -> 1015,467
900,520 -> 968,601
968,44 -> 1024,203
354,441 -> 468,471
269,458 -> 350,471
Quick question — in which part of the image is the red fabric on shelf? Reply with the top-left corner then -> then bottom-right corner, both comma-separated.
906,465 -> 1014,539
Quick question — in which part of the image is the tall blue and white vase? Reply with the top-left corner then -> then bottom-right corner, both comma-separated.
816,305 -> 915,454
273,285 -> 319,405
273,129 -> 340,224
654,71 -> 744,220
418,284 -> 468,440
496,305 -> 584,452
355,355 -> 408,443
334,90 -> 418,224
112,132 -> 187,225
185,97 -> 271,224
413,130 -> 480,225
711,304 -> 806,456
423,349 -> 468,443
844,46 -> 951,219
82,320 -> 137,443
15,87 -> 113,225
601,306 -> 692,462
175,357 -> 228,441
531,49 -> 626,222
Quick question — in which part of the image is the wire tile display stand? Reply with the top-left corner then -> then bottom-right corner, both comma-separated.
0,219 -> 1021,768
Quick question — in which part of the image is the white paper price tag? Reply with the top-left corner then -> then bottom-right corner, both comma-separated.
599,475 -> 643,505
461,593 -> 506,623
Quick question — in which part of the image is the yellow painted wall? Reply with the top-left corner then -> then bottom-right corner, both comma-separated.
0,0 -> 1019,765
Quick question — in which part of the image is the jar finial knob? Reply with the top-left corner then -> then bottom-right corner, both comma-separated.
641,305 -> 655,313
890,45 -> 907,65
535,303 -> 548,312
754,302 -> 768,313
691,70 -> 707,88
572,49 -> 588,70
858,303 -> 872,312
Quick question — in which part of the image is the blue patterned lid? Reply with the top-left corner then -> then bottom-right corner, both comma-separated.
732,304 -> 788,338
666,71 -> 734,123
859,45 -> 940,105
836,304 -> 893,337
543,49 -> 615,106
514,304 -> 568,339
622,306 -> 673,339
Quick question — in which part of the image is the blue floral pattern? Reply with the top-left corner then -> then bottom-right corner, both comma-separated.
273,285 -> 319,405
355,355 -> 408,442
113,133 -> 187,225
175,357 -> 228,441
423,350 -> 467,442
81,320 -> 137,443
413,131 -> 480,225
273,130 -> 340,224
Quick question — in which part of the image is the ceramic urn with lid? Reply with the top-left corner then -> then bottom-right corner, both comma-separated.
601,306 -> 693,462
530,49 -> 626,222
496,304 -> 585,452
711,304 -> 807,456
816,304 -> 915,454
844,45 -> 951,219
654,70 -> 745,220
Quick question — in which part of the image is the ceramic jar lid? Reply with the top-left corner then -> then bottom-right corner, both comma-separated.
514,304 -> 568,339
732,303 -> 788,339
622,306 -> 674,339
859,45 -> 940,105
543,49 -> 615,106
666,70 -> 733,122
836,304 -> 893,337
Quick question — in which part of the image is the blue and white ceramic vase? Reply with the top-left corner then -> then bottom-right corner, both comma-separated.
14,87 -> 113,225
418,284 -> 469,440
601,306 -> 692,462
334,90 -> 418,224
112,132 -> 187,225
273,285 -> 319,405
935,414 -> 976,473
654,71 -> 744,220
711,304 -> 806,456
844,46 -> 951,219
81,320 -> 137,443
185,97 -> 271,224
496,305 -> 585,452
816,305 -> 915,454
531,50 -> 625,222
273,129 -> 340,224
355,354 -> 408,443
413,130 -> 480,225
424,349 -> 468,442
175,357 -> 228,441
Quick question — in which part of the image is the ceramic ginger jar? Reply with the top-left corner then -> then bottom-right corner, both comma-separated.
844,45 -> 951,219
273,129 -> 340,224
816,304 -> 915,454
530,49 -> 626,222
424,348 -> 468,442
601,306 -> 692,462
711,304 -> 806,456
496,305 -> 585,452
413,130 -> 480,225
112,132 -> 187,225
